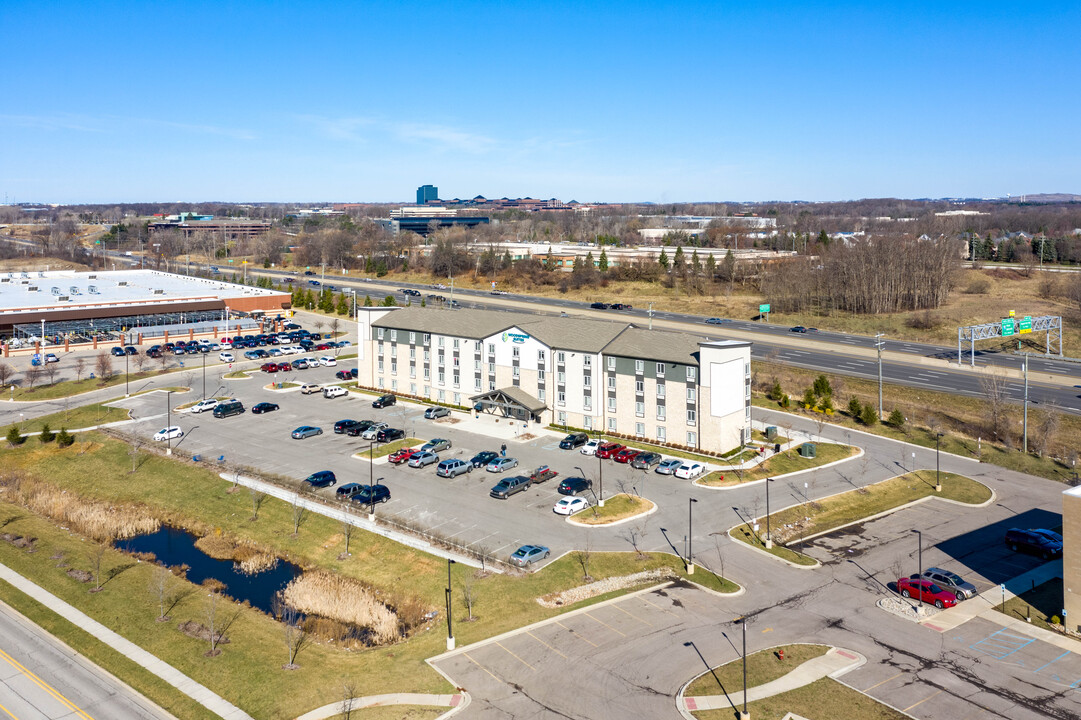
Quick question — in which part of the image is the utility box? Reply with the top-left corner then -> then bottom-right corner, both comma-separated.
765,426 -> 778,440
799,442 -> 817,458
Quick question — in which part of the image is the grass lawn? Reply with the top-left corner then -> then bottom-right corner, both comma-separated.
685,644 -> 829,696
175,395 -> 233,410
223,370 -> 252,379
0,432 -> 736,720
0,402 -> 131,437
322,707 -> 444,720
355,438 -> 424,460
701,443 -> 858,487
692,677 -> 910,720
994,578 -> 1064,632
11,362 -> 199,401
731,471 -> 990,562
571,494 -> 654,525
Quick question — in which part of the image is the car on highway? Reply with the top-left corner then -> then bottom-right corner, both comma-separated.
323,386 -> 347,399
610,303 -> 632,310
219,352 -> 235,362
407,451 -> 439,468
557,476 -> 593,496
554,497 -> 588,515
153,426 -> 183,442
631,452 -> 662,470
424,406 -> 450,419
400,288 -> 421,296
422,438 -> 451,453
896,576 -> 958,609
303,470 -> 336,488
790,326 -> 808,333
372,394 -> 396,408
251,402 -> 279,414
919,568 -> 977,601
656,458 -> 683,475
590,302 -> 609,309
376,427 -> 405,442
490,475 -> 531,499
189,398 -> 219,414
580,439 -> 600,455
705,317 -> 728,325
675,462 -> 706,479
335,483 -> 363,499
1005,528 -> 1062,559
559,432 -> 588,449
470,451 -> 498,468
388,447 -> 418,464
486,457 -> 518,473
352,484 -> 391,506
509,544 -> 550,567
291,426 -> 323,439
613,448 -> 640,463
334,419 -> 362,434
596,442 -> 625,459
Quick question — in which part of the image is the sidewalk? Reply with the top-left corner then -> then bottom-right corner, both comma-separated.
680,647 -> 865,715
920,559 -> 1063,634
294,692 -> 466,720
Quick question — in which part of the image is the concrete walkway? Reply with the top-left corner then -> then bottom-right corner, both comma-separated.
920,559 -> 1063,634
681,646 -> 865,714
294,692 -> 467,720
0,562 -> 255,720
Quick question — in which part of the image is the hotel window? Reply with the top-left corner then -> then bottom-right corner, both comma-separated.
656,363 -> 665,376
409,347 -> 415,359
608,417 -> 617,431
558,411 -> 567,425
688,388 -> 697,403
583,355 -> 591,367
391,380 -> 398,391
488,343 -> 495,354
538,369 -> 545,381
538,388 -> 546,401
657,406 -> 666,420
607,397 -> 616,412
438,389 -> 445,402
584,416 -> 592,430
607,376 -> 616,390
636,423 -> 645,437
512,347 -> 519,359
657,426 -> 666,442
410,383 -> 417,394
377,328 -> 385,340
635,401 -> 645,417
438,371 -> 445,384
607,357 -> 615,371
423,367 -> 430,380
377,377 -> 384,388
512,367 -> 520,378
475,341 -> 482,352
687,367 -> 697,382
557,351 -> 566,363
423,385 -> 430,396
474,359 -> 480,371
687,409 -> 697,424
390,361 -> 397,374
635,359 -> 644,373
390,345 -> 397,358
657,384 -> 665,398
538,350 -> 545,364
584,374 -> 591,386
409,331 -> 415,344
453,356 -> 460,367
687,431 -> 697,447
474,378 -> 482,390
438,336 -> 444,347
453,393 -> 460,405
583,396 -> 592,410
558,372 -> 566,384
489,362 -> 495,373
377,360 -> 384,372
635,380 -> 644,393
423,334 -> 430,345
489,380 -> 496,391
453,338 -> 459,349
377,341 -> 384,354
453,373 -> 460,387
390,330 -> 397,342
558,391 -> 566,405
424,350 -> 430,361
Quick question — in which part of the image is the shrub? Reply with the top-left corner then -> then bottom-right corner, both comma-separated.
768,380 -> 783,402
1052,615 -> 1061,625
56,427 -> 74,447
802,388 -> 816,408
905,310 -> 939,330
963,277 -> 991,294
812,374 -> 833,400
860,403 -> 879,426
887,409 -> 905,429
821,396 -> 834,412
39,423 -> 55,443
6,425 -> 24,447
847,396 -> 863,418
780,394 -> 790,409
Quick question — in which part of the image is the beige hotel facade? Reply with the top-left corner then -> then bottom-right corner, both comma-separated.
355,306 -> 752,454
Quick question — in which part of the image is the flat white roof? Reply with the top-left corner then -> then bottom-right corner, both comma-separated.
0,269 -> 283,315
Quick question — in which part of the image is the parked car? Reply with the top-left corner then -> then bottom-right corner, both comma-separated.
293,358 -> 311,369
303,470 -> 336,488
580,439 -> 601,455
334,419 -> 362,434
277,362 -> 292,372
291,426 -> 323,439
486,457 -> 519,473
422,438 -> 451,453
323,386 -> 347,399
509,544 -> 550,567
470,451 -> 498,468
189,398 -> 219,414
919,568 -> 977,601
631,452 -> 662,470
372,394 -> 396,408
554,497 -> 588,516
407,451 -> 439,468
335,370 -> 352,380
153,426 -> 183,442
896,576 -> 958,609
300,383 -> 322,395
147,346 -> 163,358
345,420 -> 375,437
376,427 -> 405,443
596,442 -> 625,459
424,406 -> 450,419
656,458 -> 683,475
212,400 -> 245,418
111,346 -> 126,357
352,484 -> 391,506
251,402 -> 279,414
319,356 -> 337,367
335,483 -> 363,499
219,352 -> 235,362
490,475 -> 532,499
529,465 -> 559,483
557,476 -> 593,496
388,447 -> 418,464
360,422 -> 388,440
675,462 -> 706,479
1005,528 -> 1063,559
260,363 -> 279,373
124,345 -> 138,355
436,459 -> 473,478
613,448 -> 640,464
559,432 -> 589,449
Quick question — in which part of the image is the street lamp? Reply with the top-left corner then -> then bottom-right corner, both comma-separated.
737,617 -> 749,720
874,333 -> 885,419
446,558 -> 456,650
765,477 -> 775,549
368,442 -> 376,520
912,529 -> 922,580
165,390 -> 173,455
202,352 -> 207,400
935,432 -> 943,492
687,498 -> 698,574
124,350 -> 130,398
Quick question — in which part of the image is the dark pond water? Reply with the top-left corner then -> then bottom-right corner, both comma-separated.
115,526 -> 301,615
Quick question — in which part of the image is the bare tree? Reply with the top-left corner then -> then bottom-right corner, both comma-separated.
979,373 -> 1009,440
43,362 -> 59,386
149,565 -> 184,621
183,371 -> 195,390
461,572 -> 477,621
1033,403 -> 1061,458
291,494 -> 306,536
133,353 -> 148,374
249,488 -> 266,521
279,604 -> 309,669
203,592 -> 240,656
340,681 -> 359,720
95,351 -> 114,381
24,365 -> 42,389
129,434 -> 144,473
573,534 -> 594,581
620,521 -> 650,558
0,363 -> 15,388
339,519 -> 354,556
88,545 -> 107,592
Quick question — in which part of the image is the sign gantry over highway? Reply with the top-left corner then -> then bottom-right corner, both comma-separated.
959,315 -> 1061,366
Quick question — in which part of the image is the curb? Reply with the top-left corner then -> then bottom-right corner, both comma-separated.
566,496 -> 658,528
726,527 -> 821,570
693,445 -> 864,491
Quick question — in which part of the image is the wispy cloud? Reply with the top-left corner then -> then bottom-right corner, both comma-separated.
0,113 -> 257,140
0,113 -> 105,133
295,114 -> 374,142
392,122 -> 498,153
133,117 -> 257,141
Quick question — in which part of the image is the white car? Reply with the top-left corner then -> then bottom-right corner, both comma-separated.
279,345 -> 299,356
319,356 -> 337,367
189,398 -> 219,414
675,462 -> 706,479
581,439 -> 600,456
323,386 -> 347,399
554,497 -> 588,516
153,426 -> 184,442
219,352 -> 234,363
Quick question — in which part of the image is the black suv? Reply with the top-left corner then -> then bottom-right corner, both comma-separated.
1005,528 -> 1062,559
558,477 -> 593,496
372,394 -> 396,408
303,471 -> 337,488
377,427 -> 405,443
590,302 -> 609,310
346,420 -> 375,437
334,419 -> 362,434
559,432 -> 589,449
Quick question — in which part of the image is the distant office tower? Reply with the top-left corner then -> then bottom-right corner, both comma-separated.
417,185 -> 438,204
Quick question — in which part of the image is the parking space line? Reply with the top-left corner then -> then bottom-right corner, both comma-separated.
903,689 -> 942,712
526,630 -> 569,659
494,641 -> 536,671
584,612 -> 626,637
1034,650 -> 1071,674
611,604 -> 652,626
463,652 -> 502,682
862,671 -> 904,692
555,620 -> 598,647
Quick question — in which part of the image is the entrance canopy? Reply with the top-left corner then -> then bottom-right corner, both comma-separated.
470,386 -> 547,423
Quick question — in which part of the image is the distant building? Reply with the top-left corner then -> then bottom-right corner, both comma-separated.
417,185 -> 439,204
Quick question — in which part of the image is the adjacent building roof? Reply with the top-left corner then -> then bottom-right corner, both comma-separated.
524,317 -> 631,354
603,327 -> 705,365
471,386 -> 547,413
373,306 -> 518,339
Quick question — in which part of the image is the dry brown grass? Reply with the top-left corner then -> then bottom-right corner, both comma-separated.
194,532 -> 280,575
282,572 -> 401,645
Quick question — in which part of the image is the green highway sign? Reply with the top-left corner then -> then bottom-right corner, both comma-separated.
759,304 -> 771,313
1001,318 -> 1015,336
1020,315 -> 1032,334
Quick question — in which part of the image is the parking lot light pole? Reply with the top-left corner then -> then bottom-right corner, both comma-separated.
368,442 -> 375,521
598,453 -> 604,507
165,391 -> 173,455
202,352 -> 207,400
125,351 -> 130,397
913,529 -> 922,580
765,477 -> 775,549
935,432 -> 943,492
446,558 -> 456,650
687,498 -> 698,574
739,617 -> 749,719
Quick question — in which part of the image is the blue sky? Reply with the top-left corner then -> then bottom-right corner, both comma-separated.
2,1 -> 1078,204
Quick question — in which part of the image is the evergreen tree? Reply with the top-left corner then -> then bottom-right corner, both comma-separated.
39,423 -> 55,443
817,229 -> 830,246
812,374 -> 832,400
544,248 -> 555,270
721,250 -> 736,282
56,427 -> 74,447
705,253 -> 716,279
502,251 -> 512,269
363,294 -> 373,307
599,248 -> 609,271
887,409 -> 906,428
859,403 -> 879,426
336,293 -> 350,315
847,396 -> 863,418
585,251 -> 594,269
691,249 -> 701,275
6,425 -> 24,447
658,248 -> 670,270
383,295 -> 397,306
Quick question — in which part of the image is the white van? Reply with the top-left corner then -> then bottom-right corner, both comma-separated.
323,386 -> 347,399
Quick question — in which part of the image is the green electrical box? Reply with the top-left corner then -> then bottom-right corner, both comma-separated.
799,442 -> 817,458
765,426 -> 778,440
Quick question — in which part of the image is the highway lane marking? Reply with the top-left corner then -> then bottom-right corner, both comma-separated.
584,612 -> 627,637
494,642 -> 536,671
525,630 -> 569,659
862,671 -> 904,691
903,689 -> 942,712
0,647 -> 94,720
610,604 -> 652,626
463,652 -> 503,682
555,620 -> 598,647
0,701 -> 19,720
